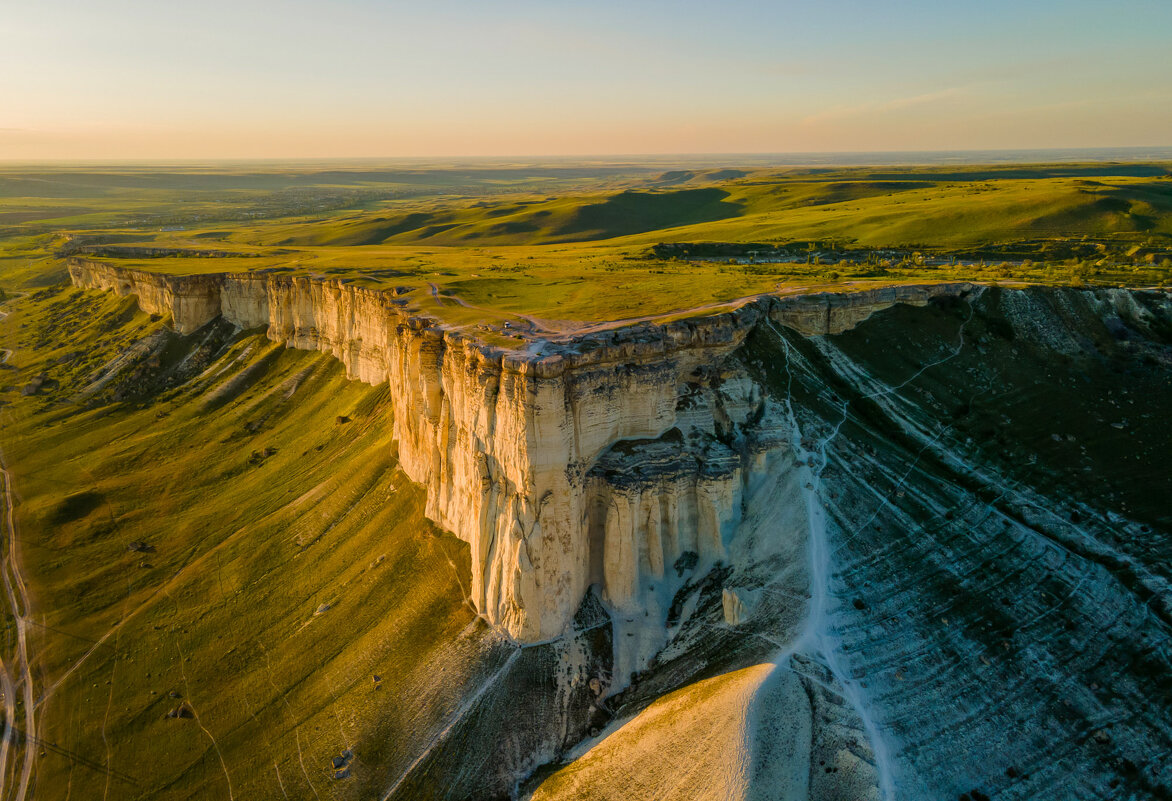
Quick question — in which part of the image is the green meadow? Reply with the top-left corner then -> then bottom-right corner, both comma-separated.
0,285 -> 518,799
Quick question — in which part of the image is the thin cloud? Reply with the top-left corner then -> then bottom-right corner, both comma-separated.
801,87 -> 966,126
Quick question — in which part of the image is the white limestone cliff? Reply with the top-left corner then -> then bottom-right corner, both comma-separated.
68,258 -> 970,648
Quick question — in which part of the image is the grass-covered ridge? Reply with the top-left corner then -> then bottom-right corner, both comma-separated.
253,172 -> 1172,249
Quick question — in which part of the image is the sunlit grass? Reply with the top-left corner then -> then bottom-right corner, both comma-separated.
0,286 -> 503,799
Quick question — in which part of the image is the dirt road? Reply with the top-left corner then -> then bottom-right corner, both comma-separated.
0,297 -> 38,801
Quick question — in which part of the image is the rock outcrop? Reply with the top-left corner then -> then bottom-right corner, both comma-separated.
68,258 -> 969,644
69,258 -> 223,335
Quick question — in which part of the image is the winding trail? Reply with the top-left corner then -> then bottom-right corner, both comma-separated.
767,327 -> 896,799
763,295 -> 979,801
380,648 -> 522,801
164,589 -> 235,801
0,295 -> 39,801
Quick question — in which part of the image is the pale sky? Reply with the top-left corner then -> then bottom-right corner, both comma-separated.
2,0 -> 1170,159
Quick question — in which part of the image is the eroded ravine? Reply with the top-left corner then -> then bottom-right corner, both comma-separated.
795,289 -> 1172,799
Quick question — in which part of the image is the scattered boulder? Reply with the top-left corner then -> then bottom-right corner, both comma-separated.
248,447 -> 277,465
336,415 -> 351,425
127,541 -> 156,554
721,586 -> 761,626
331,750 -> 355,778
721,588 -> 746,625
22,373 -> 57,395
165,703 -> 193,719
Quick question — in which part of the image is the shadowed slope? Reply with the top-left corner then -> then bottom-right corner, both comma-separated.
255,171 -> 1172,250
769,287 -> 1172,798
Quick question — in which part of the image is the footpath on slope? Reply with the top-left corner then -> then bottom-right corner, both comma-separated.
0,294 -> 38,801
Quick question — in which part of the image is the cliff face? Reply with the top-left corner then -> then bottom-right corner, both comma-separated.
69,258 -> 223,335
66,258 -> 967,645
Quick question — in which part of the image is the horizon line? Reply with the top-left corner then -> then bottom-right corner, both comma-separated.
2,145 -> 1172,168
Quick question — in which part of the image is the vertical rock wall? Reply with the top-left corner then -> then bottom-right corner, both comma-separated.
67,258 -> 971,643
68,259 -> 223,334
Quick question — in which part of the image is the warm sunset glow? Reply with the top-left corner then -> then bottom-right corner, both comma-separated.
3,0 -> 1170,160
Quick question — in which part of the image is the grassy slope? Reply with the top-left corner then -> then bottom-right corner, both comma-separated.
233,172 -> 1172,249
0,286 -> 516,800
267,187 -> 745,247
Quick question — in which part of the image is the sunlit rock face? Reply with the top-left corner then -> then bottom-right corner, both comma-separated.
70,258 -> 1172,799
68,258 -> 222,334
68,258 -> 969,649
